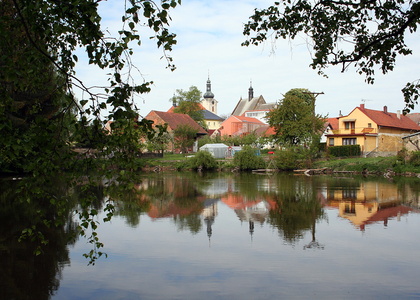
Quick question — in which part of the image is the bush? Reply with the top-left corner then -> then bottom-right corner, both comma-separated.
188,150 -> 218,170
274,147 -> 311,170
328,145 -> 361,157
233,146 -> 266,170
408,151 -> 420,166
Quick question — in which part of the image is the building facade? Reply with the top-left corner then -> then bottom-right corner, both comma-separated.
326,104 -> 420,156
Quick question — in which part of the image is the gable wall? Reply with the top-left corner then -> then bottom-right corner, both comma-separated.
339,108 -> 377,134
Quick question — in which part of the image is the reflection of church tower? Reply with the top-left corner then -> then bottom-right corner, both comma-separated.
202,203 -> 218,246
201,76 -> 218,114
204,216 -> 214,239
249,220 -> 254,241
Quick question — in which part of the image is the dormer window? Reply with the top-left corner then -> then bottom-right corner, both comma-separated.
344,121 -> 355,130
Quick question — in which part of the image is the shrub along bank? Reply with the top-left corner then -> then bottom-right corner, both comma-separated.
142,150 -> 420,176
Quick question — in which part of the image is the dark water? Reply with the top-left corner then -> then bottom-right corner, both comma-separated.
2,172 -> 420,299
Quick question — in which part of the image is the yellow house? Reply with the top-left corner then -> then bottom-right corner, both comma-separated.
326,104 -> 420,156
202,109 -> 224,130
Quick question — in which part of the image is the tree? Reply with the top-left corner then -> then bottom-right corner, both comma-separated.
1,0 -> 180,172
0,0 -> 181,263
267,88 -> 324,147
243,1 -> 420,113
174,124 -> 199,153
146,126 -> 172,154
171,86 -> 206,128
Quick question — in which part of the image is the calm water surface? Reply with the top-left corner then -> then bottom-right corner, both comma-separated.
2,172 -> 420,299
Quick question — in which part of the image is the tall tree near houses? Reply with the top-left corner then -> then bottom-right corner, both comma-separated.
170,86 -> 206,128
174,124 -> 199,154
243,1 -> 420,113
267,88 -> 325,147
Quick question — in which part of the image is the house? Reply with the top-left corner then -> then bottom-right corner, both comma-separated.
326,104 -> 420,156
402,132 -> 420,152
406,112 -> 420,126
231,83 -> 276,117
144,110 -> 207,153
219,115 -> 266,137
202,109 -> 224,130
320,117 -> 339,144
243,110 -> 270,124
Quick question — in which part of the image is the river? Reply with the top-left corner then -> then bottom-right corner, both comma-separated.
2,172 -> 420,299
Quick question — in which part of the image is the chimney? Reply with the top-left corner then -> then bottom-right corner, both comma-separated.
360,104 -> 365,109
397,110 -> 401,119
339,110 -> 342,117
383,106 -> 388,113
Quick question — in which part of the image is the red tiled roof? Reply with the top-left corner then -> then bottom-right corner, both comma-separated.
407,113 -> 420,125
265,126 -> 276,135
358,106 -> 420,131
327,117 -> 339,130
233,115 -> 264,124
146,110 -> 207,134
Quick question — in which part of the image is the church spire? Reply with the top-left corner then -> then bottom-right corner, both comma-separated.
248,80 -> 254,101
203,74 -> 215,99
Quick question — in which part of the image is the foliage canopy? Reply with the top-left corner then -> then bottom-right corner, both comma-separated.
171,86 -> 205,128
267,88 -> 324,147
174,124 -> 199,153
243,0 -> 420,112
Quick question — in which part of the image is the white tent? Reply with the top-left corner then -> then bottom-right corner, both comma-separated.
199,143 -> 229,159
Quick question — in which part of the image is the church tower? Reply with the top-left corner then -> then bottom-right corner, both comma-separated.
201,76 -> 218,114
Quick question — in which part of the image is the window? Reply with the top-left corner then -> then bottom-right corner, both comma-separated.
343,189 -> 357,199
329,138 -> 334,146
343,138 -> 357,145
344,121 -> 355,130
344,202 -> 356,214
368,123 -> 372,128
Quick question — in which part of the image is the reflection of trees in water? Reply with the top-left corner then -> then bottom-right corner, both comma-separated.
394,176 -> 420,209
112,174 -> 207,233
172,214 -> 202,234
267,175 -> 325,245
107,180 -> 151,227
0,175 -> 78,300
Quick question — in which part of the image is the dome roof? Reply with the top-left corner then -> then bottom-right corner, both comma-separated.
204,78 -> 214,98
203,91 -> 214,98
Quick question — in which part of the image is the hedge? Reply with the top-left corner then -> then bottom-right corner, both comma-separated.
328,145 -> 361,157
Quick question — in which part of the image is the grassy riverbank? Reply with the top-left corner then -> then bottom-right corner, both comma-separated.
143,152 -> 420,175
312,156 -> 420,174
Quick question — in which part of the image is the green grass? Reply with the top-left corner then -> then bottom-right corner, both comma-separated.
313,156 -> 420,174
144,152 -> 420,174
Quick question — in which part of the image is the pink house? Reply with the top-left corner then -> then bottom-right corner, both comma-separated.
219,115 -> 266,136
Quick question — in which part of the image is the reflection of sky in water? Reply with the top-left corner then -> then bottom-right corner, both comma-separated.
53,176 -> 420,300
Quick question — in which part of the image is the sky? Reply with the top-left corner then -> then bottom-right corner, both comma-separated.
74,0 -> 420,119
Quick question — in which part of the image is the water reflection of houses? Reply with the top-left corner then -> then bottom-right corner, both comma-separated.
322,181 -> 416,230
